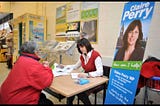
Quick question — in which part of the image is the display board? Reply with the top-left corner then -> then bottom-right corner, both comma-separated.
53,40 -> 76,64
55,2 -> 99,43
53,41 -> 75,52
105,2 -> 155,104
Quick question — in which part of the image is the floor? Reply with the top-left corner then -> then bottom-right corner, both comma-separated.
0,62 -> 160,104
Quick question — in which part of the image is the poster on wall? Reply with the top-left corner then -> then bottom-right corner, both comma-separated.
81,2 -> 99,20
56,5 -> 66,36
56,5 -> 66,24
66,21 -> 80,37
66,3 -> 80,22
105,2 -> 155,104
81,2 -> 99,43
55,23 -> 67,36
29,21 -> 44,42
81,20 -> 97,42
65,3 -> 81,38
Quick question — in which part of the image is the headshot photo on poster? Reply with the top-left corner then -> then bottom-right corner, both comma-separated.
114,19 -> 145,61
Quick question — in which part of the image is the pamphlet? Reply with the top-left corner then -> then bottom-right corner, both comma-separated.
52,63 -> 74,77
71,73 -> 80,79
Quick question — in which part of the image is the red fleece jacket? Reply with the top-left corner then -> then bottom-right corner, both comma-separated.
0,53 -> 53,104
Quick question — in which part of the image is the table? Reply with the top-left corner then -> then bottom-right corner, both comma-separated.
44,74 -> 109,104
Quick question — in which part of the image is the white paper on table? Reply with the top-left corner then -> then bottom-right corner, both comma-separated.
52,71 -> 69,77
71,73 -> 80,79
52,63 -> 74,77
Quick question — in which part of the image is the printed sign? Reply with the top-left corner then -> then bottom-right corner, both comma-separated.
105,2 -> 155,104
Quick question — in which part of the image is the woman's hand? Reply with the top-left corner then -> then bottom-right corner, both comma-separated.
42,61 -> 49,67
57,64 -> 65,69
78,73 -> 88,78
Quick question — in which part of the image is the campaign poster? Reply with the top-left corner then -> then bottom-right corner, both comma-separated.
105,2 -> 155,104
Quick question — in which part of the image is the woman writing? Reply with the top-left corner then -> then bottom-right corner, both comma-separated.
68,38 -> 103,104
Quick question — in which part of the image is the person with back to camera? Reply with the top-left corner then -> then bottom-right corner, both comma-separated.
0,41 -> 54,104
67,38 -> 103,104
114,19 -> 144,61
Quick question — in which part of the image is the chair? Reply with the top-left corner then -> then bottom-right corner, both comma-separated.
144,76 -> 160,104
92,65 -> 110,104
77,65 -> 110,105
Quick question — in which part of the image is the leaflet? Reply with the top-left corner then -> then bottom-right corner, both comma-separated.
52,63 -> 74,77
71,73 -> 80,79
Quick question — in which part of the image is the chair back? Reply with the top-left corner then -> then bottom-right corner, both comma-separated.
103,65 -> 110,78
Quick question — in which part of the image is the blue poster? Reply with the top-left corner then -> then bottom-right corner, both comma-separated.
29,21 -> 44,42
105,2 -> 155,104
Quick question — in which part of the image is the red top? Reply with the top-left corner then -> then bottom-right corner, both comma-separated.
138,61 -> 160,89
140,61 -> 160,78
80,50 -> 101,73
0,53 -> 53,104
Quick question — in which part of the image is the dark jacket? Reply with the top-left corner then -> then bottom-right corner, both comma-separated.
114,47 -> 144,61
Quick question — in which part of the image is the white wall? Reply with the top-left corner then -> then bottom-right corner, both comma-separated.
143,2 -> 160,60
95,2 -> 125,66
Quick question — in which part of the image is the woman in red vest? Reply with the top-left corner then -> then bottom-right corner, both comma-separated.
68,38 -> 103,104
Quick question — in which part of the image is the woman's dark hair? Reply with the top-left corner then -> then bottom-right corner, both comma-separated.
76,38 -> 93,54
20,41 -> 38,54
123,19 -> 143,50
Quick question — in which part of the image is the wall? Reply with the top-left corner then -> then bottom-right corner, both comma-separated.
3,1 -> 160,66
95,2 -> 125,66
143,2 -> 160,60
0,2 -> 11,12
45,2 -> 126,66
10,2 -> 37,18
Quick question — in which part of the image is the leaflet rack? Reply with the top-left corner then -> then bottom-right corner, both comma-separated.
53,41 -> 76,64
37,40 -> 58,66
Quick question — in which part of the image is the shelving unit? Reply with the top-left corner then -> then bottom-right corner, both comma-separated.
12,13 -> 47,64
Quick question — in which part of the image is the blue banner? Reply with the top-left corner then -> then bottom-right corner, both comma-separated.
105,2 -> 155,104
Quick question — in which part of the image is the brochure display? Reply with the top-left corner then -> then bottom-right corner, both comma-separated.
37,40 -> 58,65
53,40 -> 76,64
54,41 -> 75,52
37,40 -> 75,66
